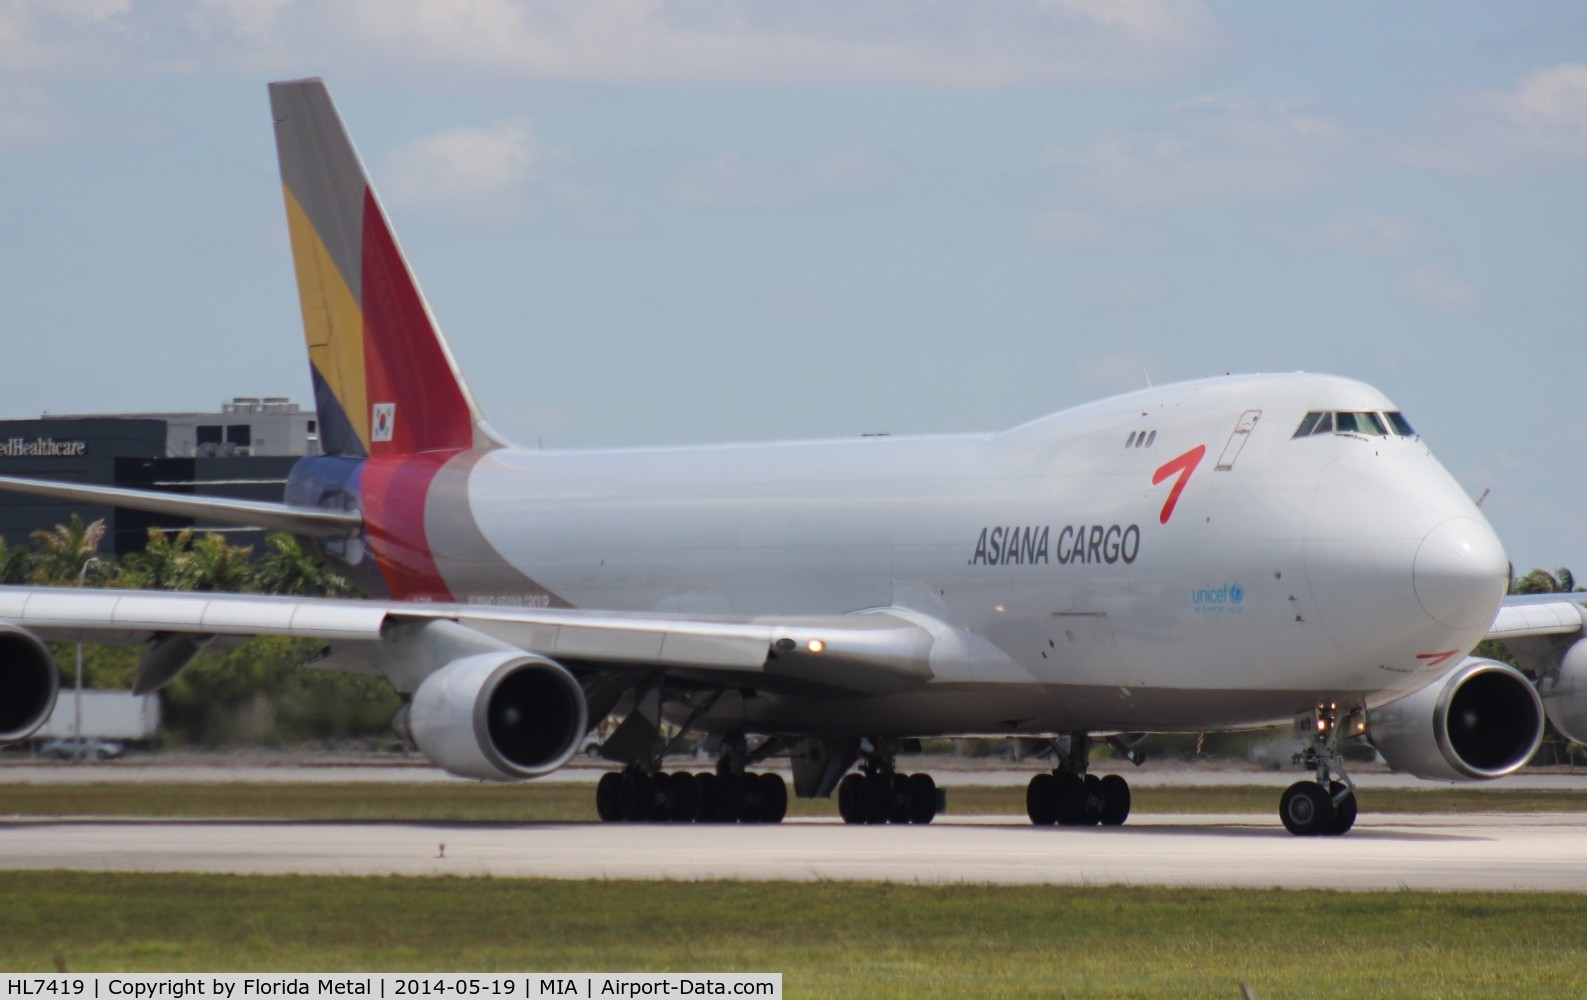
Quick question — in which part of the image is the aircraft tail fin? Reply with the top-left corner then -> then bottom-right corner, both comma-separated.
268,78 -> 504,458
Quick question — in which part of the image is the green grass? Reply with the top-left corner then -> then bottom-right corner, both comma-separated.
2,872 -> 1585,997
3,781 -> 1586,821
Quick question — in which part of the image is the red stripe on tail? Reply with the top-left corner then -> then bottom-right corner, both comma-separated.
361,190 -> 474,456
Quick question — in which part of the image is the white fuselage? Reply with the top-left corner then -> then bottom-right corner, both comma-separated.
402,373 -> 1507,736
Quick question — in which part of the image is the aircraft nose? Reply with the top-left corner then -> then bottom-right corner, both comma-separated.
1412,517 -> 1509,629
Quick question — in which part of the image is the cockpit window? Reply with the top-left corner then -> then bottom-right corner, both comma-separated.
1334,411 -> 1387,436
1292,412 -> 1322,438
1294,410 -> 1410,439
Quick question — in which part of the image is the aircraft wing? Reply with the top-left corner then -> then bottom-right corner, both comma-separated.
0,475 -> 361,539
1487,593 -> 1586,641
0,585 -> 935,698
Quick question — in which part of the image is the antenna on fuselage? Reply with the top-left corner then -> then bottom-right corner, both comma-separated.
1475,486 -> 1491,508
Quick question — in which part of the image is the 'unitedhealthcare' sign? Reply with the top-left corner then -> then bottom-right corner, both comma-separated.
0,437 -> 87,457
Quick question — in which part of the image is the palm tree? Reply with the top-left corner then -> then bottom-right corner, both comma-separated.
29,515 -> 108,585
117,527 -> 197,591
185,533 -> 254,592
1511,567 -> 1581,595
0,537 -> 33,584
252,533 -> 357,597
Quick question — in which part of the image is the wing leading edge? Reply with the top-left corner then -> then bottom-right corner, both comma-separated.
0,585 -> 937,698
0,475 -> 361,539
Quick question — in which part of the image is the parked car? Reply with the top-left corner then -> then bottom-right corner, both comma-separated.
39,738 -> 125,761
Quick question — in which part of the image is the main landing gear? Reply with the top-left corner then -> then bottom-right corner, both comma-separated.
596,766 -> 787,823
1278,701 -> 1358,837
595,730 -> 788,824
1025,732 -> 1133,827
835,739 -> 941,824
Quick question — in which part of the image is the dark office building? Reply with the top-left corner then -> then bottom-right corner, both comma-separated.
0,399 -> 316,557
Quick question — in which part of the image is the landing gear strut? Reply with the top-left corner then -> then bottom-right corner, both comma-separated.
836,740 -> 941,825
1279,701 -> 1358,836
1025,732 -> 1133,828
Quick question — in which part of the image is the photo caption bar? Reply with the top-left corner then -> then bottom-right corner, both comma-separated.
2,975 -> 780,1000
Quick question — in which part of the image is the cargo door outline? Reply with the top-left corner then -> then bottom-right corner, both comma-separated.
1048,610 -> 1139,685
1215,409 -> 1262,471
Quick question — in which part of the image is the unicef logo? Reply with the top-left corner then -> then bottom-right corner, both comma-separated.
1192,583 -> 1246,615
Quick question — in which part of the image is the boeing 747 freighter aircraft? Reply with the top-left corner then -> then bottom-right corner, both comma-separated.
5,79 -> 1587,836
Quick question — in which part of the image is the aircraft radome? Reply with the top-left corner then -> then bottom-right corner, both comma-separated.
5,79 -> 1587,836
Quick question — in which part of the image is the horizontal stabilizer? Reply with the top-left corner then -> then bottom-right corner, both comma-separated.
0,475 -> 362,539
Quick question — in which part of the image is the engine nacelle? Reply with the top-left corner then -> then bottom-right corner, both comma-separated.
1537,637 -> 1587,745
406,652 -> 588,781
0,624 -> 60,743
1366,657 -> 1544,782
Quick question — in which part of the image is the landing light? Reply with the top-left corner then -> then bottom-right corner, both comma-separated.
807,639 -> 826,654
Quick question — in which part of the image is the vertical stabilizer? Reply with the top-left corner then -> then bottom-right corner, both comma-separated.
269,78 -> 502,458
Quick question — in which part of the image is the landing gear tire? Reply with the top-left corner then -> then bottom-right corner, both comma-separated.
1054,773 -> 1090,827
619,771 -> 657,822
1026,773 -> 1057,826
887,774 -> 915,824
668,771 -> 701,823
838,773 -> 867,824
596,772 -> 622,822
695,772 -> 720,822
755,772 -> 788,824
1280,780 -> 1337,836
1322,780 -> 1357,836
906,773 -> 938,825
864,775 -> 892,825
715,773 -> 746,824
1099,773 -> 1131,826
1082,774 -> 1105,826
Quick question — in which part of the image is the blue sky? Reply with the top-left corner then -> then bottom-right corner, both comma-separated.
1,1 -> 1584,577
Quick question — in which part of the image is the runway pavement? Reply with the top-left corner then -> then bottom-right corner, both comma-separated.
5,813 -> 1587,891
8,756 -> 1587,790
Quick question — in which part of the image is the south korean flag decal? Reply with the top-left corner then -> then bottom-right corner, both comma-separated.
372,402 -> 396,442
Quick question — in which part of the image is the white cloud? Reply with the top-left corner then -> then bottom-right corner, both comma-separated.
1396,264 -> 1478,312
0,0 -> 131,74
670,144 -> 886,208
1397,63 -> 1587,174
0,0 -> 1222,86
1041,93 -> 1351,207
381,118 -> 568,220
1309,210 -> 1431,256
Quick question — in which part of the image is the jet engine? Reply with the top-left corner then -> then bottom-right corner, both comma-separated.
0,624 -> 61,743
399,651 -> 588,781
1366,658 -> 1544,782
1537,638 -> 1587,746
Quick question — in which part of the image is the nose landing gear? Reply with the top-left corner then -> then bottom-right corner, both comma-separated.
1279,702 -> 1359,836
